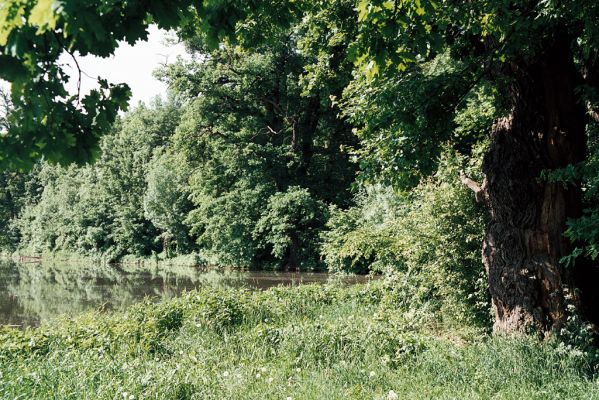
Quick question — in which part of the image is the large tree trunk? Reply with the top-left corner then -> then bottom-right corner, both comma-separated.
481,34 -> 592,334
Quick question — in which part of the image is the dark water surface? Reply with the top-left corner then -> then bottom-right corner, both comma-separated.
0,261 -> 370,328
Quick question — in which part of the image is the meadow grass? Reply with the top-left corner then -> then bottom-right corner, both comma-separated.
1,279 -> 598,399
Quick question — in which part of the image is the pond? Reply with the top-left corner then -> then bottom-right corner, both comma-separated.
0,261 -> 370,328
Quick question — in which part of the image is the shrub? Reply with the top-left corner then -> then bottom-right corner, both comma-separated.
321,148 -> 491,328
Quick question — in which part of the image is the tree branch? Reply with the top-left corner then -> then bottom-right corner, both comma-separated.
459,170 -> 486,203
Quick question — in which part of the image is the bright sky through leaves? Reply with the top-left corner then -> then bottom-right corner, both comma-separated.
61,25 -> 187,107
1,25 -> 186,107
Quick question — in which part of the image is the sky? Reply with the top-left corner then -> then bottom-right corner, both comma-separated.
1,25 -> 188,108
63,25 -> 188,106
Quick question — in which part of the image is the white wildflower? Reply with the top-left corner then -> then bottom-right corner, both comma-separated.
387,390 -> 398,400
223,371 -> 230,378
369,370 -> 376,378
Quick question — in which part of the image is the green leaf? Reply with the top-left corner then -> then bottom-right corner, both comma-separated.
29,0 -> 58,33
0,55 -> 27,81
0,0 -> 26,46
357,0 -> 369,22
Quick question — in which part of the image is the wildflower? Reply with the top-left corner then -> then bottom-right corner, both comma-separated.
369,371 -> 376,378
223,371 -> 230,378
121,392 -> 128,399
296,368 -> 301,373
129,396 -> 135,400
256,373 -> 261,379
287,397 -> 293,400
387,390 -> 398,400
267,377 -> 274,383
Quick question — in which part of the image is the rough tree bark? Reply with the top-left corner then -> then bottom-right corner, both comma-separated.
479,33 -> 594,334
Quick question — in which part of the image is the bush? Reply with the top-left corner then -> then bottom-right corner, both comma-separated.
321,148 -> 491,328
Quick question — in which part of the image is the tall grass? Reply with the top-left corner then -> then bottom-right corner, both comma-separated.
1,279 -> 597,399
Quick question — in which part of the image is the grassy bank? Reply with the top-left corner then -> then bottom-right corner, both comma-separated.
1,278 -> 598,399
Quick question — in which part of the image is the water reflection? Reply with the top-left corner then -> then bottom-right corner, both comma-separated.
0,261 -> 368,328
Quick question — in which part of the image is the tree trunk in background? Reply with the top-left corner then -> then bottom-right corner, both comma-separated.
296,96 -> 320,180
481,34 -> 593,334
287,234 -> 301,271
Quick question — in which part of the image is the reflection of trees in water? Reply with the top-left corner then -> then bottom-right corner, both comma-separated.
0,261 -> 248,326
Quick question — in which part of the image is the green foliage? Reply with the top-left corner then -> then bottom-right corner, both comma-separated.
1,281 -> 598,399
0,165 -> 41,250
351,0 -> 599,81
0,88 -> 10,133
0,0 -> 190,168
3,0 -> 598,351
5,23 -> 357,266
144,151 -> 193,256
322,148 -> 490,327
255,187 -> 328,270
0,0 -> 305,168
163,30 -> 356,268
16,100 -> 182,260
321,186 -> 403,275
564,115 -> 599,263
341,52 -> 498,189
542,90 -> 599,266
1,0 -> 597,172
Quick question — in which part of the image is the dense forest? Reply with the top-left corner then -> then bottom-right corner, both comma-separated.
2,1 -> 599,398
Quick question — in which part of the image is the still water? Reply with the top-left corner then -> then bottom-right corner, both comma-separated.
0,261 -> 368,328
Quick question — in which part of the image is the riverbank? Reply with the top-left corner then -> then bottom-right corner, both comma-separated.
1,278 -> 597,399
5,250 -> 206,268
0,260 -> 371,328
